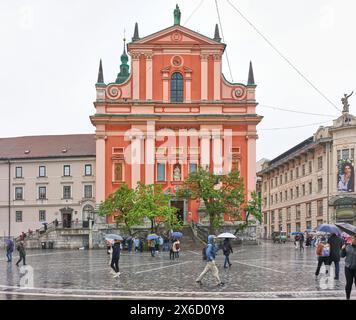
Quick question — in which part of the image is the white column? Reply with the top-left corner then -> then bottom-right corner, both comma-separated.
95,136 -> 106,203
200,54 -> 208,100
131,136 -> 143,188
213,54 -> 221,101
132,52 -> 140,100
162,71 -> 169,102
212,129 -> 223,174
145,53 -> 153,100
247,135 -> 257,200
200,129 -> 211,169
145,121 -> 155,185
185,70 -> 192,102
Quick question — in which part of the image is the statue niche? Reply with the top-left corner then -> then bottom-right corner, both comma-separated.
173,163 -> 182,181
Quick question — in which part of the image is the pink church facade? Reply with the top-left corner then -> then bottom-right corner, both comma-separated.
90,10 -> 262,224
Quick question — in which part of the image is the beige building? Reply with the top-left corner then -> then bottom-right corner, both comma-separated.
258,109 -> 356,238
0,134 -> 96,238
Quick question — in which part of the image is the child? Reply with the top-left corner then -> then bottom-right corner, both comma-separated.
315,237 -> 330,277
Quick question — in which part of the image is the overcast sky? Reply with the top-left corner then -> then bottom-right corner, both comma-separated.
1,0 -> 355,161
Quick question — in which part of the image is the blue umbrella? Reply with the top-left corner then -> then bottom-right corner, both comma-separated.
4,239 -> 13,246
291,232 -> 303,235
171,232 -> 183,238
147,234 -> 159,240
316,224 -> 341,235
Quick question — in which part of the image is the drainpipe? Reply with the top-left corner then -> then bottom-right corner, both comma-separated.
326,143 -> 330,224
8,159 -> 11,238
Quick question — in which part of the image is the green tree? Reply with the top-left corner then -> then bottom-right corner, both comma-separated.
133,183 -> 181,234
177,168 -> 245,234
235,191 -> 262,234
98,183 -> 143,235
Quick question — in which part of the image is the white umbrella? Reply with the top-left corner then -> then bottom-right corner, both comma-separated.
217,232 -> 236,239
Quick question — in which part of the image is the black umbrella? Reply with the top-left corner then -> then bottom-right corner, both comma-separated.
335,223 -> 356,236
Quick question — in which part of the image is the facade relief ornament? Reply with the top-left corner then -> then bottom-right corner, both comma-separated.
171,32 -> 183,42
106,85 -> 122,100
171,55 -> 183,67
144,52 -> 154,59
213,54 -> 221,61
200,53 -> 209,60
130,52 -> 141,60
232,85 -> 246,100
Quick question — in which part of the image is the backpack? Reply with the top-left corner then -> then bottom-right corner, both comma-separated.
321,244 -> 330,257
202,245 -> 207,261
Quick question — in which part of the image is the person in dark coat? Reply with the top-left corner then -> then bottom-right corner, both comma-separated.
110,239 -> 121,278
223,238 -> 233,268
6,240 -> 14,262
16,241 -> 26,266
341,235 -> 356,300
328,233 -> 343,280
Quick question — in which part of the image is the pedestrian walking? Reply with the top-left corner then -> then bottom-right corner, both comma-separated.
341,234 -> 356,300
134,237 -> 139,253
16,241 -> 26,267
110,239 -> 121,278
127,237 -> 133,253
222,238 -> 233,268
148,239 -> 156,257
294,235 -> 299,249
328,233 -> 343,280
5,240 -> 14,262
299,233 -> 305,251
169,239 -> 175,260
196,235 -> 224,286
173,239 -> 180,259
139,238 -> 143,253
315,237 -> 330,277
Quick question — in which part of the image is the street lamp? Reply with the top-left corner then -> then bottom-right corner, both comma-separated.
88,210 -> 94,249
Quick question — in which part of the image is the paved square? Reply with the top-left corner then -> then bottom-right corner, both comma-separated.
0,241 -> 353,300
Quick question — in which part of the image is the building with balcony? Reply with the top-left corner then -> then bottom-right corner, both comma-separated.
258,106 -> 356,238
0,134 -> 96,238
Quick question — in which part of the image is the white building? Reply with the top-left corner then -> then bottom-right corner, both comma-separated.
0,134 -> 96,238
258,108 -> 356,238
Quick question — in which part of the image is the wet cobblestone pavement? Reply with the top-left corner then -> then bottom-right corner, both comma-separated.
0,241 -> 353,300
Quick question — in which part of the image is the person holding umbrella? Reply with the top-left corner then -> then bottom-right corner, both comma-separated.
196,235 -> 224,287
222,238 -> 233,268
341,234 -> 356,300
110,239 -> 121,278
5,239 -> 14,262
328,232 -> 343,280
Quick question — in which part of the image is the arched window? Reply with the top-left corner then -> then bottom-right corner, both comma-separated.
82,204 -> 94,221
170,72 -> 183,102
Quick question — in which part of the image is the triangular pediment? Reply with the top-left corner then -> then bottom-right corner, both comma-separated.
129,25 -> 225,47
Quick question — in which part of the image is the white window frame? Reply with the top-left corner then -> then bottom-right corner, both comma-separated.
16,211 -> 22,222
15,187 -> 24,200
85,164 -> 92,176
39,165 -> 46,177
63,185 -> 72,199
84,185 -> 93,199
156,162 -> 166,182
63,165 -> 71,177
39,210 -> 46,222
112,162 -> 124,182
15,166 -> 23,178
38,186 -> 47,200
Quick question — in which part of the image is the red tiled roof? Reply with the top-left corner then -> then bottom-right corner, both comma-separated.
0,134 -> 96,159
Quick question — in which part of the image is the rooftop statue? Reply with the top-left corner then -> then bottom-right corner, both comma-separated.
341,91 -> 353,113
174,4 -> 181,25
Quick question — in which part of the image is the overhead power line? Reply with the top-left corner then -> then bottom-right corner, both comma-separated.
259,104 -> 338,118
214,0 -> 234,82
183,0 -> 206,25
259,120 -> 331,131
225,0 -> 342,114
